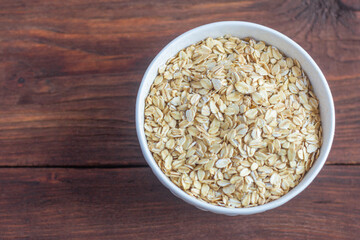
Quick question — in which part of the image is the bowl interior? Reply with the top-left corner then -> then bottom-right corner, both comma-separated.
136,21 -> 335,215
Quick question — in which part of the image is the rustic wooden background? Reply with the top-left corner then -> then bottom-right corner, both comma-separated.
0,0 -> 359,239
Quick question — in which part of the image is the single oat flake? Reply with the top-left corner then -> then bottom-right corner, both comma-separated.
144,35 -> 322,208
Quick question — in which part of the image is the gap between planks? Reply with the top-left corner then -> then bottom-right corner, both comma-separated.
0,162 -> 357,169
0,164 -> 149,169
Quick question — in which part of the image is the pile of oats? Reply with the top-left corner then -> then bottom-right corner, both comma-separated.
144,35 -> 322,208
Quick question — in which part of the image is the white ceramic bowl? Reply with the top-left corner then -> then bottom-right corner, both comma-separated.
136,21 -> 335,215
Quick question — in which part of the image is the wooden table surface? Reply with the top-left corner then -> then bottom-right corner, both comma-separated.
0,0 -> 359,239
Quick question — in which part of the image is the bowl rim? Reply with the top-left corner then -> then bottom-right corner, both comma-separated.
136,21 -> 335,215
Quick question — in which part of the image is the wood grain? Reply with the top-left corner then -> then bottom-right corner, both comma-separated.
0,1 -> 358,239
0,0 -> 358,166
0,166 -> 358,239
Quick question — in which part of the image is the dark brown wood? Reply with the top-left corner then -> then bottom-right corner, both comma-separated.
0,166 -> 358,239
0,1 -> 359,238
0,0 -> 358,166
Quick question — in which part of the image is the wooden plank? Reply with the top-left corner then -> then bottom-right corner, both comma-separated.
0,166 -> 359,239
0,73 -> 144,166
0,0 -> 358,165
